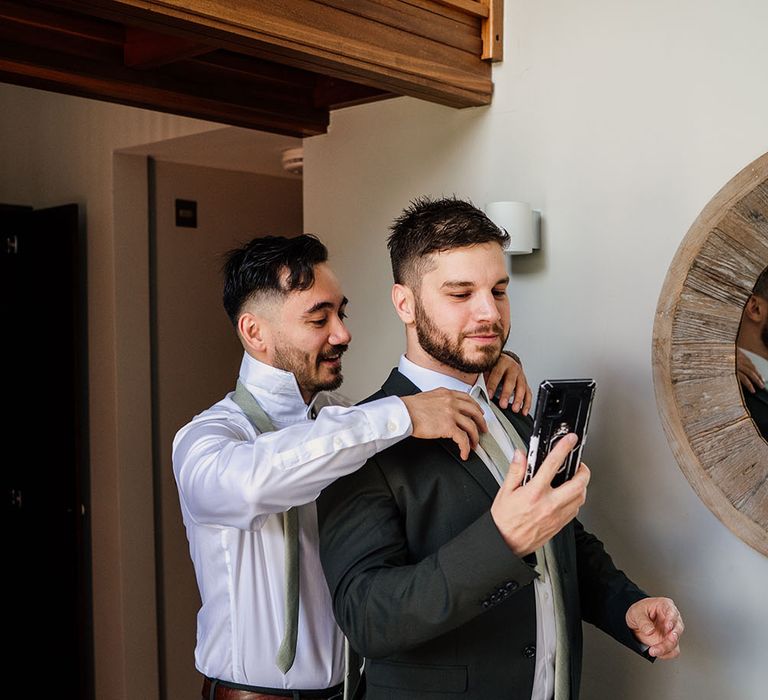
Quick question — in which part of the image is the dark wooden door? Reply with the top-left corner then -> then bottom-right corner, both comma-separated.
1,203 -> 91,698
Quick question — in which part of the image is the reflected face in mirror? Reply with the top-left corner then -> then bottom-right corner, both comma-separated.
737,266 -> 768,441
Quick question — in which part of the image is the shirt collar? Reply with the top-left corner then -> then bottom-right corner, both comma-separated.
397,354 -> 490,403
238,353 -> 318,425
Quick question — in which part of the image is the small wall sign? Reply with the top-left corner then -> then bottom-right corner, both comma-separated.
175,199 -> 198,228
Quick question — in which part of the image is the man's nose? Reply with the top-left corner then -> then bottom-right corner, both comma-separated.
329,316 -> 352,346
473,292 -> 501,323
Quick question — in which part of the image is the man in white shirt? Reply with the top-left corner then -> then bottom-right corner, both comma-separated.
736,267 -> 768,440
172,234 -> 531,700
317,197 -> 684,700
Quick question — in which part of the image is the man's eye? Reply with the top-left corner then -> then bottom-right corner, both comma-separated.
492,289 -> 508,298
450,293 -> 470,299
310,318 -> 327,327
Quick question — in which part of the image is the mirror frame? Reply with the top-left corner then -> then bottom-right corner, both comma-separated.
653,151 -> 768,557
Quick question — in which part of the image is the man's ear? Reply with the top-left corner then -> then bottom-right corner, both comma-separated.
238,311 -> 270,355
392,283 -> 416,325
745,295 -> 766,323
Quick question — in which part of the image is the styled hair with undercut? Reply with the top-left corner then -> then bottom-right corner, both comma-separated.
222,234 -> 328,325
387,196 -> 509,287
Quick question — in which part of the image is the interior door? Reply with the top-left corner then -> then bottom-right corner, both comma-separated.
1,203 -> 91,698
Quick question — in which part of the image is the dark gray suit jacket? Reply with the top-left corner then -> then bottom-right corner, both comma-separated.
318,369 -> 650,699
743,386 -> 768,441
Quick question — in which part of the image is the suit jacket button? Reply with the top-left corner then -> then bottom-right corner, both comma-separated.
505,581 -> 519,591
523,644 -> 536,659
482,600 -> 490,609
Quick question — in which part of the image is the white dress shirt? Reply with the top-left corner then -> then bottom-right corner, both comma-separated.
741,347 -> 768,382
172,353 -> 411,689
397,355 -> 557,700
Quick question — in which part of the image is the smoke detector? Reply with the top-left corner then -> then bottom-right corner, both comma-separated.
282,147 -> 303,175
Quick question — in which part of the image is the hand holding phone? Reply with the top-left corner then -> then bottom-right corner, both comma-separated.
524,379 -> 596,486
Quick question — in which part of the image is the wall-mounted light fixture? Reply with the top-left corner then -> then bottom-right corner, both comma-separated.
282,147 -> 303,175
485,201 -> 541,255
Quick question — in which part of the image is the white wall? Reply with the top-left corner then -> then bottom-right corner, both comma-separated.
303,1 -> 768,698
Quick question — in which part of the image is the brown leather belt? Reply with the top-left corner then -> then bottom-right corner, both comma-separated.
202,677 -> 343,700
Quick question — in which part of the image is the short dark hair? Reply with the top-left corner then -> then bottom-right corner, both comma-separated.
753,266 -> 768,300
222,234 -> 328,325
387,196 -> 509,286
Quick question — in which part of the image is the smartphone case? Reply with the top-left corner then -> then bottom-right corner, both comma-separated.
524,379 -> 596,487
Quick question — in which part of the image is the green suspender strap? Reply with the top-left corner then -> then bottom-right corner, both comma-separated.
232,380 -> 300,675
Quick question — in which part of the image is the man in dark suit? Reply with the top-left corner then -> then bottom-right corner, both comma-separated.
317,197 -> 683,699
737,267 -> 768,441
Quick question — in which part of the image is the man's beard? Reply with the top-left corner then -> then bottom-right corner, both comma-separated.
273,342 -> 347,396
413,296 -> 508,374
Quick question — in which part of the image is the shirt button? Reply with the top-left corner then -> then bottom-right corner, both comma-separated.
333,437 -> 343,449
522,645 -> 536,659
387,420 -> 398,433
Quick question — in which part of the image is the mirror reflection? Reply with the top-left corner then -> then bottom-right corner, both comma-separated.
737,266 -> 768,441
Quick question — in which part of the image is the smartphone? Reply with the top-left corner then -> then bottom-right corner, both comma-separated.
523,379 -> 596,487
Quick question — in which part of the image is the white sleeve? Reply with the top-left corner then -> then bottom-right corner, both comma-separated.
172,396 -> 411,531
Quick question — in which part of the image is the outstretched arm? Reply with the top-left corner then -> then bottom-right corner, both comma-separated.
574,520 -> 670,659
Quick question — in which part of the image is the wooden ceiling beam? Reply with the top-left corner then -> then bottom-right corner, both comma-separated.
191,51 -> 320,91
60,0 -> 493,107
0,0 -> 500,134
313,76 -> 391,110
123,26 -> 213,69
433,0 -> 488,18
318,0 -> 482,54
0,39 -> 329,136
0,0 -> 121,44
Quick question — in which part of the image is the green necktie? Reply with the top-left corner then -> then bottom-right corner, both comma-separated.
233,381 -> 300,674
475,392 -> 570,700
476,397 -> 526,479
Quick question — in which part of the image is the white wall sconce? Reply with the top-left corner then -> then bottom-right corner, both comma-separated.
281,147 -> 304,175
485,201 -> 541,255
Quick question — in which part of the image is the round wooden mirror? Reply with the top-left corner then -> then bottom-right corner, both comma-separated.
653,152 -> 768,556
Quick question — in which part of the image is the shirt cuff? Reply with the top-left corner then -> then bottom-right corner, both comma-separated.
356,395 -> 412,441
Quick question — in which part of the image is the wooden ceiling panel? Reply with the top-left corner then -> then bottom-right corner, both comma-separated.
123,27 -> 212,69
0,0 -> 500,136
71,0 -> 493,104
0,43 -> 330,136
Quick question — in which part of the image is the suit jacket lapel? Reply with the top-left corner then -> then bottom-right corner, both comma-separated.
380,368 -> 502,501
